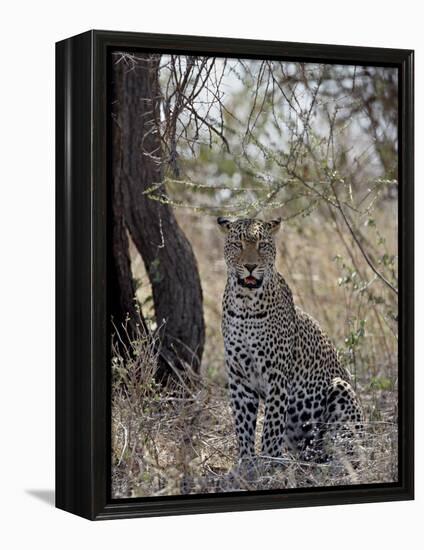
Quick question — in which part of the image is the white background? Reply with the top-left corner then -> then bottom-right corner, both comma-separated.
0,1 -> 421,548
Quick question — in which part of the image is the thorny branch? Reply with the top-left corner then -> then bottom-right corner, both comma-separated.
118,54 -> 398,296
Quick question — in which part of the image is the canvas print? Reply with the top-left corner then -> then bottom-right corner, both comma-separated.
109,52 -> 398,499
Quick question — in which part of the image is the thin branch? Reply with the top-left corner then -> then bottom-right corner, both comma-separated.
330,180 -> 398,295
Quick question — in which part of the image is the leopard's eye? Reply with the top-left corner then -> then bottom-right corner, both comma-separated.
231,241 -> 242,250
258,241 -> 268,251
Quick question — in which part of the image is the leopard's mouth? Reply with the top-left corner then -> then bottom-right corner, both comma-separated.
238,275 -> 263,289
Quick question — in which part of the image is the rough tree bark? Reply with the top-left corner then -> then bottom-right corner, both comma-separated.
110,53 -> 205,377
110,103 -> 144,336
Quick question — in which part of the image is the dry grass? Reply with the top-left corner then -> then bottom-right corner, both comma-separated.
111,316 -> 397,499
112,202 -> 398,498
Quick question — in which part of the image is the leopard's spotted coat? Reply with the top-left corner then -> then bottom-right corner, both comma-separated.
218,217 -> 363,460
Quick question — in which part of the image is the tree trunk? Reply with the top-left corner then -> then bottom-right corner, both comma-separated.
110,53 -> 205,377
110,98 -> 145,339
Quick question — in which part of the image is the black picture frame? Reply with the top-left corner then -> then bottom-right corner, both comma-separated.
56,29 -> 414,520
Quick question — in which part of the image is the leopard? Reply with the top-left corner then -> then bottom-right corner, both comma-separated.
218,216 -> 363,463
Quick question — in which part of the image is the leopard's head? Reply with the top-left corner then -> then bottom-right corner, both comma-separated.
217,217 -> 281,289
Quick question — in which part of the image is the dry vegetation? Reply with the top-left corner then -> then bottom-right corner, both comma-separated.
112,208 -> 398,498
111,58 -> 398,498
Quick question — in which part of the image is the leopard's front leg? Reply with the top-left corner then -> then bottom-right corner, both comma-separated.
227,362 -> 259,458
261,372 -> 289,458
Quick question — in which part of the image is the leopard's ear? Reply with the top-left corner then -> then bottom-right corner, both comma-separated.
267,217 -> 282,235
217,217 -> 233,233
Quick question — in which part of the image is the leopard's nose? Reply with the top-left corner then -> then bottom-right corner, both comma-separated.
244,264 -> 258,273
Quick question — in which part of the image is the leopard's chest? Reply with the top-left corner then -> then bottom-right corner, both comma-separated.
223,284 -> 288,343
224,323 -> 269,396
223,295 -> 274,344
222,291 -> 290,395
